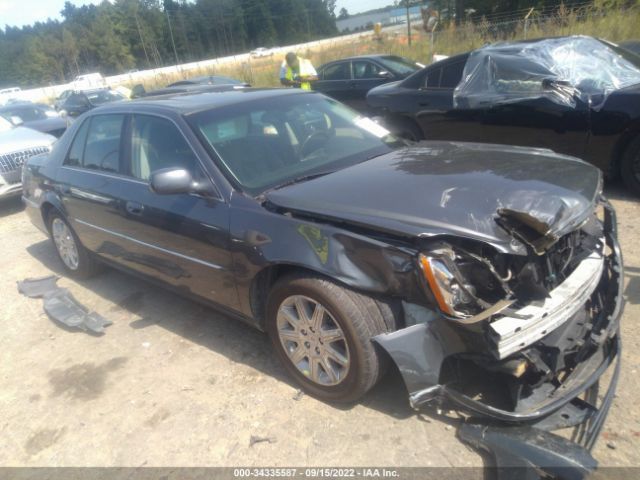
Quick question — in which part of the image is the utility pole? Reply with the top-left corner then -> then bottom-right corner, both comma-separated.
135,13 -> 151,68
405,0 -> 412,46
304,9 -> 311,41
166,9 -> 180,65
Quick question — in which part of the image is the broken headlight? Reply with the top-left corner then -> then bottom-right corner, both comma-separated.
418,247 -> 512,321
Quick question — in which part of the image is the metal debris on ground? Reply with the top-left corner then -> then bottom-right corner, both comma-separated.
249,435 -> 277,447
18,276 -> 112,335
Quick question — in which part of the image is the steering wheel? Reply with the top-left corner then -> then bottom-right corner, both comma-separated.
300,131 -> 330,158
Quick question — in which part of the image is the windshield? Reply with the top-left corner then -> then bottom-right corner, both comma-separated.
0,105 -> 48,122
378,56 -> 420,76
188,93 -> 402,195
87,90 -> 124,105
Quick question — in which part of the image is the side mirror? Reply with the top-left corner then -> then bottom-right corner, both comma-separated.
378,71 -> 393,79
58,109 -> 68,118
10,116 -> 23,126
149,168 -> 216,196
150,168 -> 194,195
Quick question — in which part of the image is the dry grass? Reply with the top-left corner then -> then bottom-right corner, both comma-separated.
123,3 -> 640,91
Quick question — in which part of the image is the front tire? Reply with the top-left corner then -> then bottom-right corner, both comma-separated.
48,211 -> 101,279
620,135 -> 640,196
266,273 -> 394,403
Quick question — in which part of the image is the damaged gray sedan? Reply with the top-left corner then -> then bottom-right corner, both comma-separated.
23,90 -> 621,473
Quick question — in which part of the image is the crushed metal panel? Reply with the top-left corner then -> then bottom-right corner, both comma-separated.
489,250 -> 605,359
17,275 -> 60,298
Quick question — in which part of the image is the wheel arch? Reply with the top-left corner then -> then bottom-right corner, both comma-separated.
610,123 -> 640,179
249,262 -> 401,331
40,194 -> 66,233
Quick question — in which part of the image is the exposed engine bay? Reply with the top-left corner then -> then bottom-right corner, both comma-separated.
374,197 -> 622,475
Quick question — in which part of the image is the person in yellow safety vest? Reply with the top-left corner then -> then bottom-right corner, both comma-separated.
279,52 -> 318,90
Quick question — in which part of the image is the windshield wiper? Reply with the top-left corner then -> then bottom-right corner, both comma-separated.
267,170 -> 335,192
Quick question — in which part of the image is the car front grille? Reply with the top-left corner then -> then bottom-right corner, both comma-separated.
0,146 -> 50,174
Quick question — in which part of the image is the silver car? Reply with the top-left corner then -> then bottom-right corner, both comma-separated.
0,116 -> 55,199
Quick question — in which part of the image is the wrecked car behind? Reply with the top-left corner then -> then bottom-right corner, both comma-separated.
22,90 -> 622,474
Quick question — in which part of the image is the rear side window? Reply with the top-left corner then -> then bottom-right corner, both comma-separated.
64,119 -> 90,167
83,114 -> 125,173
323,62 -> 350,81
440,62 -> 465,88
129,115 -> 200,181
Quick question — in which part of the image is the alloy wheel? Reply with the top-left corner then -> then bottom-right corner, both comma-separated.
51,218 -> 79,270
276,295 -> 350,386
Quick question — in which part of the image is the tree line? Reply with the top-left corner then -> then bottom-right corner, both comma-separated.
0,0 -> 338,88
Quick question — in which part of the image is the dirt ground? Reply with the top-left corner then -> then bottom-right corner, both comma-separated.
0,183 -> 639,470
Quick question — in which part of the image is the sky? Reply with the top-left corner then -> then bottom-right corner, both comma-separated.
1,0 -> 391,29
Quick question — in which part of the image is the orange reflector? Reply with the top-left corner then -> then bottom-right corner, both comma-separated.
419,254 -> 454,316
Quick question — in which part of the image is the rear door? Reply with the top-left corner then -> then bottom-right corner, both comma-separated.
413,59 -> 486,142
113,113 -> 239,309
57,114 -> 128,260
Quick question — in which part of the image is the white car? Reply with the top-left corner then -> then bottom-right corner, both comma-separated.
0,87 -> 22,106
250,47 -> 274,58
0,116 -> 55,199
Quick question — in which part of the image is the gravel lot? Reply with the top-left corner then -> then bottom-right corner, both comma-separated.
0,184 -> 639,469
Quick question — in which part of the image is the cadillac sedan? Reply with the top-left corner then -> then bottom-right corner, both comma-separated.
22,89 -> 622,473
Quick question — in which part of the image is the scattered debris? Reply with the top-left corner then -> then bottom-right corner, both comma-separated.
249,435 -> 277,447
18,275 -> 112,335
607,442 -> 617,450
43,289 -> 112,334
292,389 -> 304,401
17,275 -> 59,298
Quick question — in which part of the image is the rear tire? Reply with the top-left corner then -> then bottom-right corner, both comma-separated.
266,273 -> 395,403
620,135 -> 640,196
48,211 -> 101,279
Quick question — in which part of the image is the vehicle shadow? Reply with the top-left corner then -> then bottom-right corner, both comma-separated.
25,238 -> 418,420
0,196 -> 24,218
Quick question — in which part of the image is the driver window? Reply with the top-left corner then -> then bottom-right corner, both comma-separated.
83,114 -> 125,173
353,61 -> 382,79
130,115 -> 200,181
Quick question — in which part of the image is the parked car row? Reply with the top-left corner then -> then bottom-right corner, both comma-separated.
313,37 -> 640,196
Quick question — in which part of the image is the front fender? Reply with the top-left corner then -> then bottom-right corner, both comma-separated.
229,199 -> 425,319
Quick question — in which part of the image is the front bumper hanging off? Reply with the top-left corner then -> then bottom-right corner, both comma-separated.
373,201 -> 623,478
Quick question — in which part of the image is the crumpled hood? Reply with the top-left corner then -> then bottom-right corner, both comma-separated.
0,126 -> 55,154
265,142 -> 602,255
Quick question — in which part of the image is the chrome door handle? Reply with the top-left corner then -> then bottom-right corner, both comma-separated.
126,201 -> 144,216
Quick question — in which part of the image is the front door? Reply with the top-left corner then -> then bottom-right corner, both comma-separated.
350,60 -> 389,113
113,113 -> 239,310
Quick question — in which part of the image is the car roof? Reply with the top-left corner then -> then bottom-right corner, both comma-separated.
0,102 -> 49,111
321,54 -> 415,66
93,88 -> 310,116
